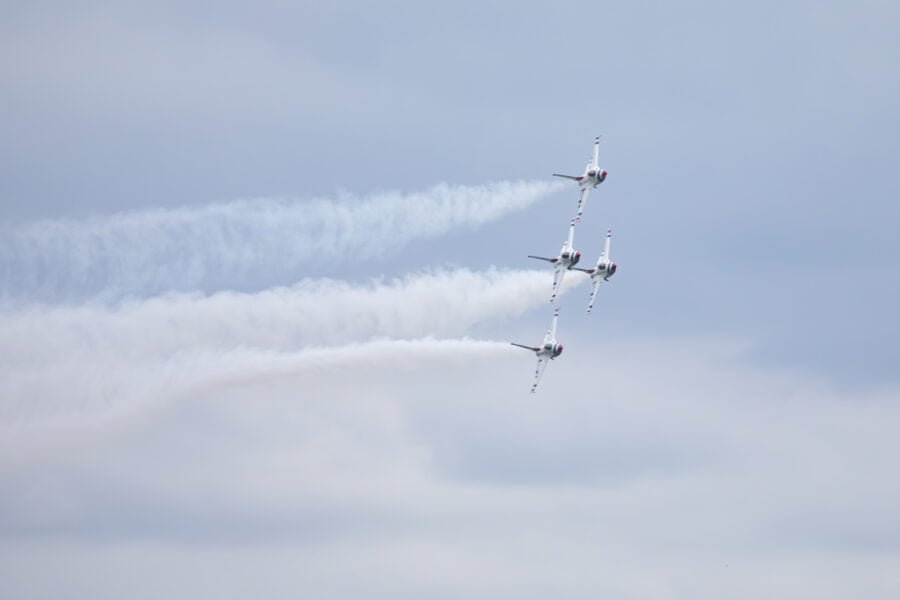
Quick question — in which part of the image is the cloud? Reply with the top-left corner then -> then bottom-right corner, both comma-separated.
0,236 -> 897,598
2,332 -> 899,600
0,180 -> 561,303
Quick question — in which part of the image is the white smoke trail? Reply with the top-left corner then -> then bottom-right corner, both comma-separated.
190,338 -> 517,393
0,180 -> 562,303
0,267 -> 579,370
0,268 -> 582,426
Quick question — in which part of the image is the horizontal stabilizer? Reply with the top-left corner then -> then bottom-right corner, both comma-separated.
527,255 -> 557,263
511,342 -> 540,352
570,267 -> 595,274
552,173 -> 582,181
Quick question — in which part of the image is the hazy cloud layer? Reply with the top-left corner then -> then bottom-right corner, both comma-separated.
2,335 -> 898,599
0,180 -> 560,303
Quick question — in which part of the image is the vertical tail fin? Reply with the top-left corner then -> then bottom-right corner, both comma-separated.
567,219 -> 576,249
602,228 -> 612,262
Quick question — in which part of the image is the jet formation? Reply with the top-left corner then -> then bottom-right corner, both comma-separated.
511,137 -> 618,392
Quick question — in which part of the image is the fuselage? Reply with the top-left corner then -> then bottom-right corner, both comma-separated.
592,259 -> 617,281
559,244 -> 581,269
578,168 -> 608,189
538,341 -> 564,359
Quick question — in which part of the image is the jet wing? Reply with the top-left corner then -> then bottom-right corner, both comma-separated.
531,356 -> 549,393
586,278 -> 603,314
575,187 -> 591,221
510,342 -> 540,352
570,267 -> 596,274
528,255 -> 558,263
548,308 -> 559,340
549,264 -> 566,302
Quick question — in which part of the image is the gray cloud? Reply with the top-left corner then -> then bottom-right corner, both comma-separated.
2,335 -> 898,599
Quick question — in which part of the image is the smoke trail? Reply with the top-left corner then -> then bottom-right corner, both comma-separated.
0,268 -> 582,425
0,267 -> 580,368
0,180 -> 562,303
191,338 -> 517,393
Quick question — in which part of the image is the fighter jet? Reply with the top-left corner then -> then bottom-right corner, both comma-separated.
553,136 -> 608,222
510,308 -> 563,393
528,220 -> 581,302
571,228 -> 617,314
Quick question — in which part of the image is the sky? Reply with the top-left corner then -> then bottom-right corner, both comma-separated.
2,1 -> 900,597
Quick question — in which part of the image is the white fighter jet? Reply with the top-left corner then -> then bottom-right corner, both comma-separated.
510,308 -> 563,393
528,220 -> 581,302
571,228 -> 617,313
553,136 -> 608,222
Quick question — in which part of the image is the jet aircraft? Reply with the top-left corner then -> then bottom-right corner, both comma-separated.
553,136 -> 608,222
510,308 -> 563,393
572,229 -> 617,313
528,220 -> 581,302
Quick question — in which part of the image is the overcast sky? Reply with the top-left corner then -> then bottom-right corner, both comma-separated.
2,1 -> 900,598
